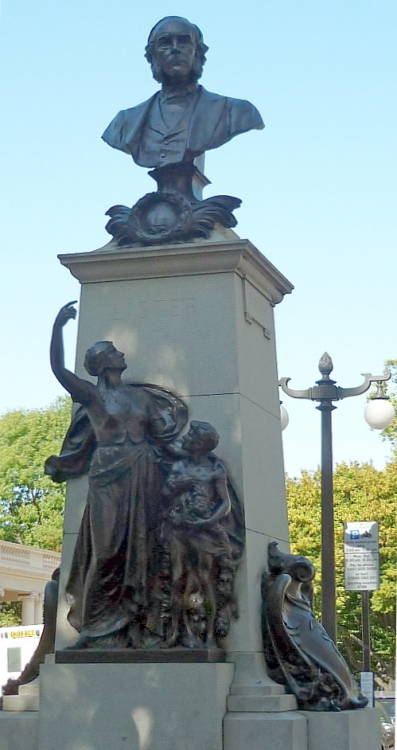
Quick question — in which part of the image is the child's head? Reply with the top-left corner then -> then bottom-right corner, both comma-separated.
182,420 -> 219,454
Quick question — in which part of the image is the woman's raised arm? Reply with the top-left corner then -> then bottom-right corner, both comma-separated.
50,302 -> 94,404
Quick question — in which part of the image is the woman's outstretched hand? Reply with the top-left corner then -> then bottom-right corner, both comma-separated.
54,301 -> 77,327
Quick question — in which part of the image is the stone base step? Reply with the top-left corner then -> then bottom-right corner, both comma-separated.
2,692 -> 39,712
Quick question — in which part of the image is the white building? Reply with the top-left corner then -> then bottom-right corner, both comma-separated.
0,540 -> 61,625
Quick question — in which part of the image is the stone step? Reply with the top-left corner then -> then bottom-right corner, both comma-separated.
227,692 -> 297,712
2,692 -> 40,712
19,679 -> 39,695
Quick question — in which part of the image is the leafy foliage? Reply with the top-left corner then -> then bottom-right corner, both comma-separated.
0,397 -> 70,551
0,601 -> 22,627
287,459 -> 397,683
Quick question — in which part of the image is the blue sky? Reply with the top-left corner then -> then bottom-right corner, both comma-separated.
1,0 -> 396,476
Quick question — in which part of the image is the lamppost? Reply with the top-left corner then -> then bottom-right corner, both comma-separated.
279,353 -> 394,643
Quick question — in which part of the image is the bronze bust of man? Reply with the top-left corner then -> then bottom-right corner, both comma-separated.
102,17 -> 264,246
102,16 -> 264,170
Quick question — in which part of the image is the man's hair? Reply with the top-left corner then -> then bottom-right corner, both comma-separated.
189,420 -> 219,453
145,16 -> 209,83
84,341 -> 115,377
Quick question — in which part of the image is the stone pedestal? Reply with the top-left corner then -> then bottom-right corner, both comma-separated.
46,235 -> 306,746
0,712 -> 38,750
224,711 -> 308,750
38,662 -> 234,750
55,236 -> 293,671
300,708 -> 380,750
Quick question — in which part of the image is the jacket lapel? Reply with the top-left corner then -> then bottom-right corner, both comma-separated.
187,87 -> 228,153
122,93 -> 158,159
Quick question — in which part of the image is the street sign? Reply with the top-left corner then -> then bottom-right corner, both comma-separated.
344,521 -> 379,591
360,671 -> 374,707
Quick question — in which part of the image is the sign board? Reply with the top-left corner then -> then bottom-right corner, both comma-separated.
344,521 -> 379,591
360,671 -> 374,707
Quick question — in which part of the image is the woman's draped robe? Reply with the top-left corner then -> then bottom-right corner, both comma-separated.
45,384 -> 188,639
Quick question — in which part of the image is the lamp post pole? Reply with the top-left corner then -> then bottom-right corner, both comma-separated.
279,353 -> 390,644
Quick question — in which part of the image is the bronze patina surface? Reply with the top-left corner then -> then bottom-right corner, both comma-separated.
102,16 -> 264,245
261,542 -> 368,711
46,303 -> 244,655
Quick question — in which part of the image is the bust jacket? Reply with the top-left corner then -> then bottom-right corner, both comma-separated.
102,85 -> 264,168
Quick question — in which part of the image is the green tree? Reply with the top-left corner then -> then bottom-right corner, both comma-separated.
0,601 -> 22,628
0,397 -> 70,551
287,459 -> 397,684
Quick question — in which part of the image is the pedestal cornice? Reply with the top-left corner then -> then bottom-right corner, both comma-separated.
58,239 -> 293,306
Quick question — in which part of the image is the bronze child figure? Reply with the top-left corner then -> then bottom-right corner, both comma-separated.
159,421 -> 236,648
